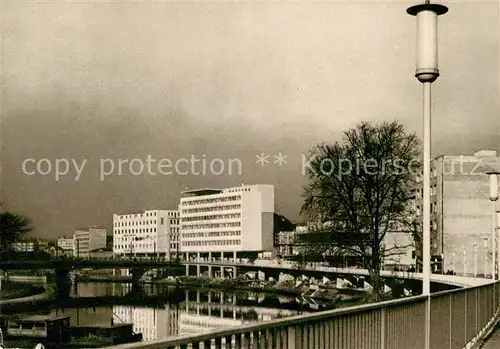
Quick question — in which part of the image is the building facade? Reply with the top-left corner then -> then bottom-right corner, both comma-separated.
73,228 -> 107,258
112,210 -> 180,259
382,232 -> 415,270
11,241 -> 35,252
413,150 -> 500,276
57,237 -> 74,256
179,184 -> 274,254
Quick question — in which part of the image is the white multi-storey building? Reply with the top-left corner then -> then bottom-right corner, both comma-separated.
73,228 -> 107,258
57,237 -> 74,256
179,184 -> 274,254
113,210 -> 180,259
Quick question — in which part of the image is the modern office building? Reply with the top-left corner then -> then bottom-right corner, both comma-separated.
73,228 -> 107,258
413,149 -> 500,275
57,237 -> 74,256
179,184 -> 274,255
112,210 -> 180,259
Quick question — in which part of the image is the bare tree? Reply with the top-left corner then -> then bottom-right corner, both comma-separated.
301,121 -> 420,301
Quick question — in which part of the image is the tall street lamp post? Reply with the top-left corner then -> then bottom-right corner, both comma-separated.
487,171 -> 500,280
407,3 -> 447,349
473,245 -> 478,277
407,0 -> 448,297
496,211 -> 500,278
484,237 -> 489,277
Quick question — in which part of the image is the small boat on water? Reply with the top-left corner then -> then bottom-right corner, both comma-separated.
6,315 -> 70,345
2,315 -> 141,348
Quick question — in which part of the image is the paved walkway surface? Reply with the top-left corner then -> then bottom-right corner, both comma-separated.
482,324 -> 500,349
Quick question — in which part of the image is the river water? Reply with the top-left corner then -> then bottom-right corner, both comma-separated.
21,282 -> 333,344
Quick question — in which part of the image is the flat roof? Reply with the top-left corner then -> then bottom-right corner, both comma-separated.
181,188 -> 223,196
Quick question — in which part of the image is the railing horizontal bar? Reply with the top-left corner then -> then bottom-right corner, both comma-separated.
102,295 -> 433,349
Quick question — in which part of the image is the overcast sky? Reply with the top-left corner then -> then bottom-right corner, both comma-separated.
0,0 -> 498,239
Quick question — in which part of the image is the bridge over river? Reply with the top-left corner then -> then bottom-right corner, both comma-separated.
2,257 -> 498,348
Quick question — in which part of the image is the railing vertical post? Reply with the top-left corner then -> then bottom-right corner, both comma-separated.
380,307 -> 386,349
449,294 -> 452,349
476,289 -> 479,334
234,334 -> 242,349
287,326 -> 296,349
425,296 -> 431,349
464,290 -> 468,346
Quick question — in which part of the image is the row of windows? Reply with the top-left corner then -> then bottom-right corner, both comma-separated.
182,204 -> 241,214
114,244 -> 155,249
415,203 -> 438,215
114,245 -> 179,252
114,218 -> 180,227
181,222 -> 242,230
414,185 -> 438,198
115,234 -> 179,241
115,220 -> 158,227
228,187 -> 252,193
181,214 -> 241,222
182,239 -> 241,247
114,228 -> 179,234
182,231 -> 241,238
117,212 -> 158,219
182,196 -> 241,207
415,168 -> 438,182
114,228 -> 158,234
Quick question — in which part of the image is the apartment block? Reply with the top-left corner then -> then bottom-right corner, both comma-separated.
414,149 -> 500,275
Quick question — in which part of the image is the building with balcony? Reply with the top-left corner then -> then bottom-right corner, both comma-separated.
413,149 -> 500,275
73,228 -> 107,258
112,210 -> 180,259
179,184 -> 274,255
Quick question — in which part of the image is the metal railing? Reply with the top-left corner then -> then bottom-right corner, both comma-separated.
102,280 -> 500,349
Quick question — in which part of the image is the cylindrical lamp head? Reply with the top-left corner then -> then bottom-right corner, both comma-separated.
490,174 -> 499,201
407,3 -> 448,83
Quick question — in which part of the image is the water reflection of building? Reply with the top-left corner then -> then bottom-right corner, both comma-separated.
113,305 -> 179,341
181,289 -> 298,334
179,313 -> 244,334
73,282 -> 116,298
